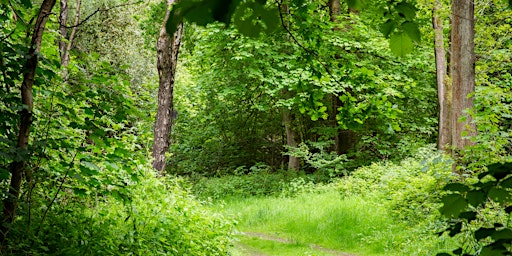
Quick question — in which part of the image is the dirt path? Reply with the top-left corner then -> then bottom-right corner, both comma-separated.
234,231 -> 356,256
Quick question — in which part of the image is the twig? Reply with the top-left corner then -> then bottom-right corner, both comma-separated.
60,1 -> 142,29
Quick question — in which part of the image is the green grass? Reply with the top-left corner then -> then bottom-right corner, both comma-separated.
230,235 -> 341,256
214,190 -> 452,255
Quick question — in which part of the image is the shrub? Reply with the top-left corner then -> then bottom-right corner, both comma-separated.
3,169 -> 234,255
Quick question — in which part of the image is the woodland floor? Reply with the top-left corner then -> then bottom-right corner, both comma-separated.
232,231 -> 356,256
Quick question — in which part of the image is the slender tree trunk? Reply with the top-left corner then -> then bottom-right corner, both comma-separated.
60,0 -> 81,80
329,0 -> 357,155
59,0 -> 69,63
1,0 -> 57,243
433,0 -> 451,151
152,0 -> 183,174
280,3 -> 300,171
283,108 -> 300,171
450,0 -> 476,150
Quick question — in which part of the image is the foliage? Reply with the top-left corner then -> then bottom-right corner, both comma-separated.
337,146 -> 454,254
3,170 -> 234,255
438,162 -> 512,256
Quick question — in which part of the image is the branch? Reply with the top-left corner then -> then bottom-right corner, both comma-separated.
60,1 -> 143,29
275,0 -> 351,94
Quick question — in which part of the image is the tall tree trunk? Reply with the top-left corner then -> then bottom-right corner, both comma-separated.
283,108 -> 300,171
152,0 -> 183,174
280,3 -> 300,171
433,0 -> 451,151
59,0 -> 68,63
1,0 -> 57,243
450,0 -> 476,150
329,0 -> 357,155
60,0 -> 81,80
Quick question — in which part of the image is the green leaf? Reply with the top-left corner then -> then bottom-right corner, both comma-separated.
475,227 -> 495,240
488,187 -> 511,203
466,190 -> 486,207
449,222 -> 462,237
459,211 -> 477,222
440,194 -> 467,218
380,20 -> 396,38
345,0 -> 364,10
444,183 -> 470,193
491,229 -> 512,240
395,2 -> 417,21
402,21 -> 421,42
389,32 -> 413,57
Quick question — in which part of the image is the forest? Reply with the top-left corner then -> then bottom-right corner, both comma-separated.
0,0 -> 511,255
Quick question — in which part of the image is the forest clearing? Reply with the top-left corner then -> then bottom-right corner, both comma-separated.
0,0 -> 511,255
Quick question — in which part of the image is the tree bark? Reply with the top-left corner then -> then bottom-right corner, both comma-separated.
450,0 -> 476,150
329,0 -> 357,155
152,0 -> 183,174
60,0 -> 81,80
1,0 -> 57,243
433,0 -> 451,151
283,108 -> 300,171
59,0 -> 69,63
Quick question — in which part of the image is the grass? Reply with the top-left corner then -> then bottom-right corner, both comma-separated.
230,234 -> 342,256
214,190 -> 412,255
212,186 -> 456,255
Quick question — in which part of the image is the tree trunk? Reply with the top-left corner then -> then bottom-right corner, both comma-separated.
433,0 -> 451,151
283,108 -> 300,171
450,0 -> 476,150
59,0 -> 68,63
329,0 -> 357,155
1,0 -> 57,243
60,0 -> 81,80
152,0 -> 183,174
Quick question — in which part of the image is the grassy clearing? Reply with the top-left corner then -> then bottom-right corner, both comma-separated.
215,191 -> 409,255
230,234 -> 344,256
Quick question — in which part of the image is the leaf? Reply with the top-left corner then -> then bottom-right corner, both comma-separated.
436,253 -> 452,256
389,32 -> 413,57
345,0 -> 364,10
488,187 -> 511,203
444,183 -> 470,193
475,227 -> 495,240
459,211 -> 477,222
449,222 -> 462,237
487,162 -> 512,181
466,190 -> 486,207
491,229 -> 512,240
402,21 -> 421,42
395,2 -> 417,21
380,19 -> 396,38
440,194 -> 467,218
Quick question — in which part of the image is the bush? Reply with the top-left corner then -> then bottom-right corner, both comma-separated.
336,145 -> 455,254
3,169 -> 234,255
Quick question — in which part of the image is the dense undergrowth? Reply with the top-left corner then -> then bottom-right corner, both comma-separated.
2,168 -> 233,255
194,146 -> 458,255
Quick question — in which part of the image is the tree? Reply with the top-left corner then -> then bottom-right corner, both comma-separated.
450,0 -> 476,151
1,0 -> 57,242
432,0 -> 450,151
152,0 -> 183,174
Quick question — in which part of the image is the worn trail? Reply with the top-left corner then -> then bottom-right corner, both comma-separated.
233,231 -> 356,256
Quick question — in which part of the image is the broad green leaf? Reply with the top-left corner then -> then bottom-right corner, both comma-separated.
466,190 -> 486,207
459,211 -> 477,221
475,227 -> 495,240
440,194 -> 467,217
491,229 -> 512,240
389,32 -> 413,57
488,187 -> 511,203
444,183 -> 470,193
402,21 -> 421,42
345,0 -> 364,10
395,2 -> 417,21
380,20 -> 396,38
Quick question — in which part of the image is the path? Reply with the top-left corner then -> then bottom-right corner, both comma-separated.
233,231 -> 356,256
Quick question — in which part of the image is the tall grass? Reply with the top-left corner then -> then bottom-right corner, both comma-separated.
217,191 -> 409,255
